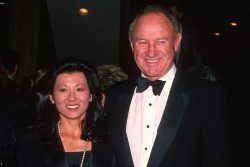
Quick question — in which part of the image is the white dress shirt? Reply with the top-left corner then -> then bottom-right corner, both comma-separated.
126,64 -> 176,167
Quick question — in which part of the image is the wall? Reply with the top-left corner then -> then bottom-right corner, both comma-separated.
46,0 -> 120,67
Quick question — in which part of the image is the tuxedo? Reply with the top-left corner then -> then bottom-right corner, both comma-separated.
105,70 -> 231,167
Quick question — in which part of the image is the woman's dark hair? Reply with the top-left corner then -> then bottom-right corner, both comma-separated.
47,57 -> 104,143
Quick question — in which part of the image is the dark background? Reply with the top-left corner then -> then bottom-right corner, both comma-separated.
1,0 -> 250,166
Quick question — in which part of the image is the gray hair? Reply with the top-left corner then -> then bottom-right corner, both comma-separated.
128,4 -> 182,41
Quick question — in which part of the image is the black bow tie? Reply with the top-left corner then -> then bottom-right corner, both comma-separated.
136,76 -> 166,96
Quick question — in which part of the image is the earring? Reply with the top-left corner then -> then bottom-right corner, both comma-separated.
89,94 -> 93,102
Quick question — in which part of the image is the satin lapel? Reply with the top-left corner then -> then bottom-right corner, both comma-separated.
111,81 -> 136,166
147,72 -> 193,167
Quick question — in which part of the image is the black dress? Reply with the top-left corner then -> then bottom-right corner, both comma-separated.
14,123 -> 116,167
66,151 -> 90,167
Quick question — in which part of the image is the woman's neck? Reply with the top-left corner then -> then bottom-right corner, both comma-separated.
58,120 -> 91,152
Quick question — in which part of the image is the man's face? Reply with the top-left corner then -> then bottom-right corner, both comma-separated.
130,13 -> 181,81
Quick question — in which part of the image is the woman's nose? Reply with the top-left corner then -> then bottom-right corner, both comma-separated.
67,90 -> 76,100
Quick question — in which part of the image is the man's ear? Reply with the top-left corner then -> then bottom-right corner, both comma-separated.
174,33 -> 182,52
130,40 -> 134,53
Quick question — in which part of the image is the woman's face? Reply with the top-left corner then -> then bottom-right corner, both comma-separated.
49,72 -> 92,120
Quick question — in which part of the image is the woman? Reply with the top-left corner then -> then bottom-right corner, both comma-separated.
15,57 -> 115,167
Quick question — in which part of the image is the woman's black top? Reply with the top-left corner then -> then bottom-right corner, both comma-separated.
14,124 -> 116,167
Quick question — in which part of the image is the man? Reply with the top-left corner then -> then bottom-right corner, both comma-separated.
105,5 -> 231,167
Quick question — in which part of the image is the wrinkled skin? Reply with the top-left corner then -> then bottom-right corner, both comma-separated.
130,13 -> 182,81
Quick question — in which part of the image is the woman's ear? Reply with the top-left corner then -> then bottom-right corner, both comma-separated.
89,94 -> 92,102
49,94 -> 55,104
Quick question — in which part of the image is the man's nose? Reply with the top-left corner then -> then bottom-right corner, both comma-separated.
147,43 -> 157,57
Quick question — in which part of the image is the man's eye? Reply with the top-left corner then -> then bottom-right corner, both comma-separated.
157,40 -> 166,45
138,41 -> 148,45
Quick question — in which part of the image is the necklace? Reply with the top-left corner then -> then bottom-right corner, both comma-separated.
58,121 -> 88,167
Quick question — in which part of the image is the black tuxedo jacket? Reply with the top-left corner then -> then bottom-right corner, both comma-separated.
105,71 -> 231,167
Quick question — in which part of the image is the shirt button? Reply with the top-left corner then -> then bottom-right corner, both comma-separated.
149,103 -> 152,106
146,125 -> 150,128
145,147 -> 147,150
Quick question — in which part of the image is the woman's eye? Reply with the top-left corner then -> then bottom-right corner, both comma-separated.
77,88 -> 84,92
59,88 -> 67,92
58,88 -> 67,92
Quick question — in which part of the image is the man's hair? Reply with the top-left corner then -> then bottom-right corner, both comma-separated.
128,4 -> 182,41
